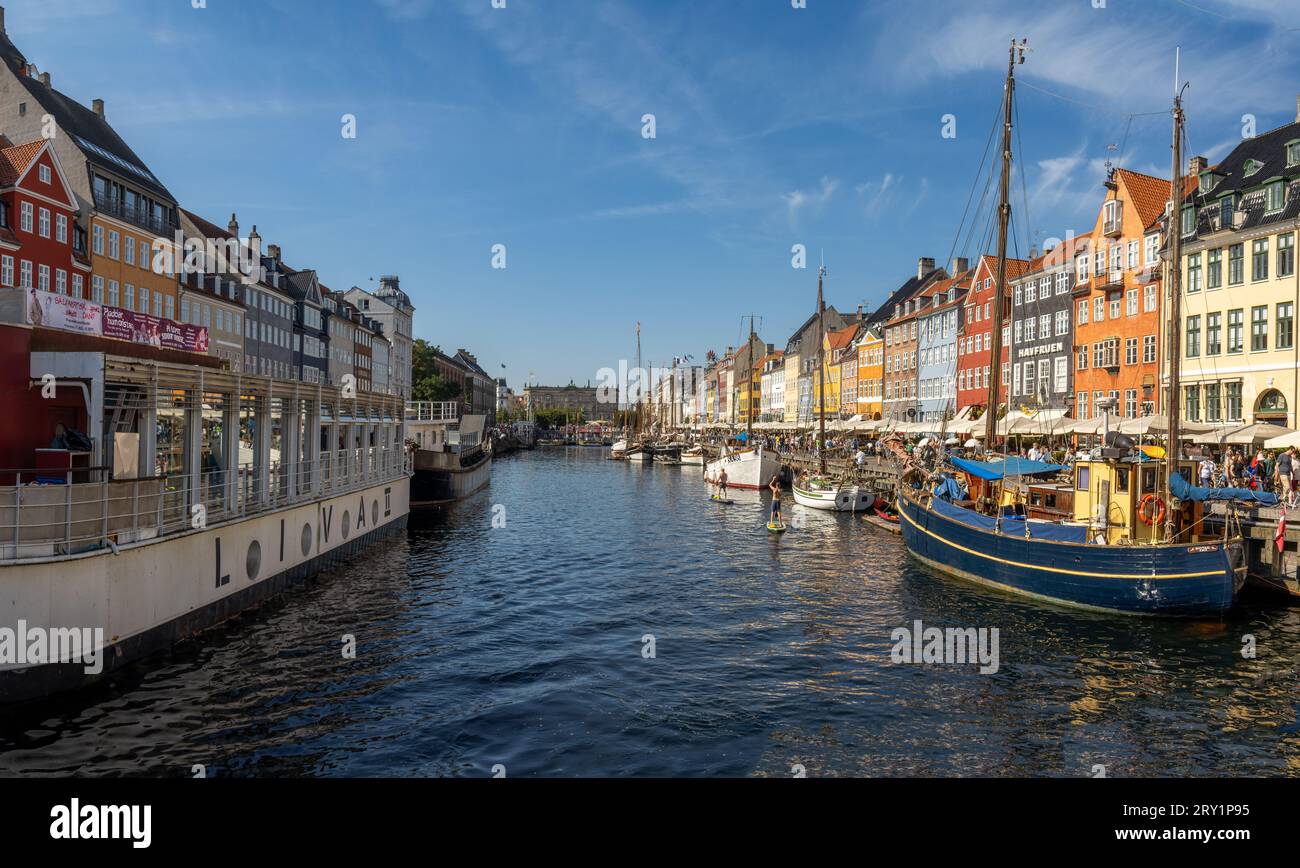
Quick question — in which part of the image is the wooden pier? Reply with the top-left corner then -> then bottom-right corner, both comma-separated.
1205,502 -> 1300,598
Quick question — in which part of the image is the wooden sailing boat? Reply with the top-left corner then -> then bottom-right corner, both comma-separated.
895,40 -> 1250,616
705,316 -> 778,489
792,262 -> 874,511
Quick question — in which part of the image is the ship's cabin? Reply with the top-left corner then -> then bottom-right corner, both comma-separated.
1067,455 -> 1209,545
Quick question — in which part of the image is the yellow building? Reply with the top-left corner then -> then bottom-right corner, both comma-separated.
1175,125 -> 1300,428
814,324 -> 858,420
857,326 -> 884,419
782,347 -> 801,422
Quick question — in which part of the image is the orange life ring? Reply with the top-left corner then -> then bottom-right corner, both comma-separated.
1138,493 -> 1166,526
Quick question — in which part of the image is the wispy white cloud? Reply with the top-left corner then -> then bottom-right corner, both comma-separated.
784,176 -> 839,227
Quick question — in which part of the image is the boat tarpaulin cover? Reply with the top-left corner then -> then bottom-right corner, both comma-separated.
1170,471 -> 1279,506
930,496 -> 1088,543
932,475 -> 966,501
950,456 -> 1065,480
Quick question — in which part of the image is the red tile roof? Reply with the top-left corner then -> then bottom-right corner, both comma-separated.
0,140 -> 46,187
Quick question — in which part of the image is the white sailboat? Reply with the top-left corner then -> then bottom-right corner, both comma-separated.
705,444 -> 779,489
792,476 -> 874,511
678,445 -> 705,466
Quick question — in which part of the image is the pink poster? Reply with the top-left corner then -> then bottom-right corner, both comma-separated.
27,288 -> 102,335
102,306 -> 208,353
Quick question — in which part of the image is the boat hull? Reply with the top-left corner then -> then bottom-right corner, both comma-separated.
705,448 -> 779,490
411,448 -> 491,505
898,492 -> 1243,617
0,478 -> 410,703
792,484 -> 874,512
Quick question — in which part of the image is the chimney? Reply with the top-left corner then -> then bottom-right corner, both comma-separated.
1187,155 -> 1207,175
1029,246 -> 1039,260
92,99 -> 105,119
267,243 -> 281,262
766,343 -> 774,354
1296,94 -> 1300,124
38,72 -> 49,87
0,7 -> 6,35
917,256 -> 935,280
951,256 -> 969,274
228,213 -> 239,238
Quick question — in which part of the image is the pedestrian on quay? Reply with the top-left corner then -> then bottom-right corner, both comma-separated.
1199,454 -> 1215,488
1290,447 -> 1300,502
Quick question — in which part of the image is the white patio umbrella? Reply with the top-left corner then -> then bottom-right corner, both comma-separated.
1265,429 -> 1300,449
1218,422 -> 1294,446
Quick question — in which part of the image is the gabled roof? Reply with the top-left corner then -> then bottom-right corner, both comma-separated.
0,139 -> 44,187
181,209 -> 236,241
864,266 -> 944,329
0,32 -> 174,201
785,305 -> 849,353
1115,168 -> 1173,230
826,323 -> 860,350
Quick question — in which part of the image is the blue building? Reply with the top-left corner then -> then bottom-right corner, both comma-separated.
916,272 -> 969,425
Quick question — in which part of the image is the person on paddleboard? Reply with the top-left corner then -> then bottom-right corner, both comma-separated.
717,467 -> 728,500
768,474 -> 783,525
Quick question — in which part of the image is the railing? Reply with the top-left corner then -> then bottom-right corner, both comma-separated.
405,401 -> 459,422
0,448 -> 412,563
1094,270 -> 1124,291
92,192 -> 179,237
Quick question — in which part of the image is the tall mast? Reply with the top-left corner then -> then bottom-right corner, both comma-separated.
1164,72 -> 1188,543
817,263 -> 828,474
635,322 -> 643,439
984,38 -> 1026,451
746,315 -> 756,445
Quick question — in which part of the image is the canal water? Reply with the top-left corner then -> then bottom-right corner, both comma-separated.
3,447 -> 1299,777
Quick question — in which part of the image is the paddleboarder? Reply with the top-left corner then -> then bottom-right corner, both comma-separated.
768,473 -> 783,527
716,466 -> 728,501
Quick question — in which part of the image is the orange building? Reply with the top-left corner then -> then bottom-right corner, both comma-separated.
856,326 -> 883,420
1072,168 -> 1177,420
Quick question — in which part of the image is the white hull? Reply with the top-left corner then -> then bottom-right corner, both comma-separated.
627,449 -> 653,463
0,478 -> 410,702
792,483 -> 875,512
678,449 -> 705,466
705,447 -> 780,490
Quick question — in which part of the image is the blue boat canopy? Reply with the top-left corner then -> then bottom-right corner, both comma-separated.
1170,471 -> 1279,506
950,456 -> 1065,480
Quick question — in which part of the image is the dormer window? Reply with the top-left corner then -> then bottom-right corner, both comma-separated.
1198,170 -> 1215,195
1181,205 -> 1196,236
1220,194 -> 1236,229
1266,179 -> 1285,212
1244,158 -> 1263,178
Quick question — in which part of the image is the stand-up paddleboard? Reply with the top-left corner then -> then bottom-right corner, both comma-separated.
767,521 -> 787,533
710,496 -> 735,505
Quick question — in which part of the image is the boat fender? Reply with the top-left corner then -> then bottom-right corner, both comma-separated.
1138,494 -> 1167,527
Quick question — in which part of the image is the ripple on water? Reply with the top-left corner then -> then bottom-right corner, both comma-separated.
1,447 -> 1299,777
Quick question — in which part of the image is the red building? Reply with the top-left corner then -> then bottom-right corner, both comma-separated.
0,138 -> 86,299
956,253 -> 1028,414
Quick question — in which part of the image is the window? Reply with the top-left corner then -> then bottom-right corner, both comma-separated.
55,214 -> 67,244
1228,243 -> 1244,284
55,269 -> 66,294
1227,308 -> 1243,353
1207,312 -> 1222,355
1077,255 -> 1089,281
1226,381 -> 1243,421
1207,248 -> 1222,288
1094,296 -> 1105,321
1245,159 -> 1263,177
1055,309 -> 1068,336
1251,306 -> 1268,352
1186,314 -> 1201,357
1143,334 -> 1157,364
20,202 -> 32,232
1143,284 -> 1157,313
1279,302 -> 1295,350
1056,272 -> 1068,294
0,256 -> 11,286
124,236 -> 135,266
1014,320 -> 1022,343
108,280 -> 119,307
109,230 -> 121,260
1186,253 -> 1201,293
1205,383 -> 1221,422
1077,299 -> 1088,325
1040,313 -> 1051,337
37,264 -> 49,291
19,260 -> 31,288
93,225 -> 104,255
1125,389 -> 1137,418
1077,345 -> 1088,370
1181,206 -> 1195,236
37,208 -> 50,238
1024,318 -> 1036,341
1267,180 -> 1285,212
1053,356 -> 1067,393
1280,233 -> 1294,277
39,164 -> 51,184
1125,337 -> 1138,366
1185,385 -> 1200,422
1144,234 -> 1159,266
1014,287 -> 1023,307
92,275 -> 103,303
124,284 -> 135,311
1109,297 -> 1121,319
72,274 -> 83,298
1252,238 -> 1269,281
1289,141 -> 1300,167
1126,288 -> 1138,315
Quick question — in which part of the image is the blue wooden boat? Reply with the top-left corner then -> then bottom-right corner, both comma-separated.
898,484 -> 1246,617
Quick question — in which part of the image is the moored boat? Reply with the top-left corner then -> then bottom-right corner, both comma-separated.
705,445 -> 778,490
406,402 -> 492,505
792,476 -> 874,511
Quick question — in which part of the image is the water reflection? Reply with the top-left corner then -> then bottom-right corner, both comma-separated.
0,446 -> 1297,777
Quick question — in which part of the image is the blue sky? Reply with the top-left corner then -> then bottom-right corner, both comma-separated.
10,0 -> 1300,388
